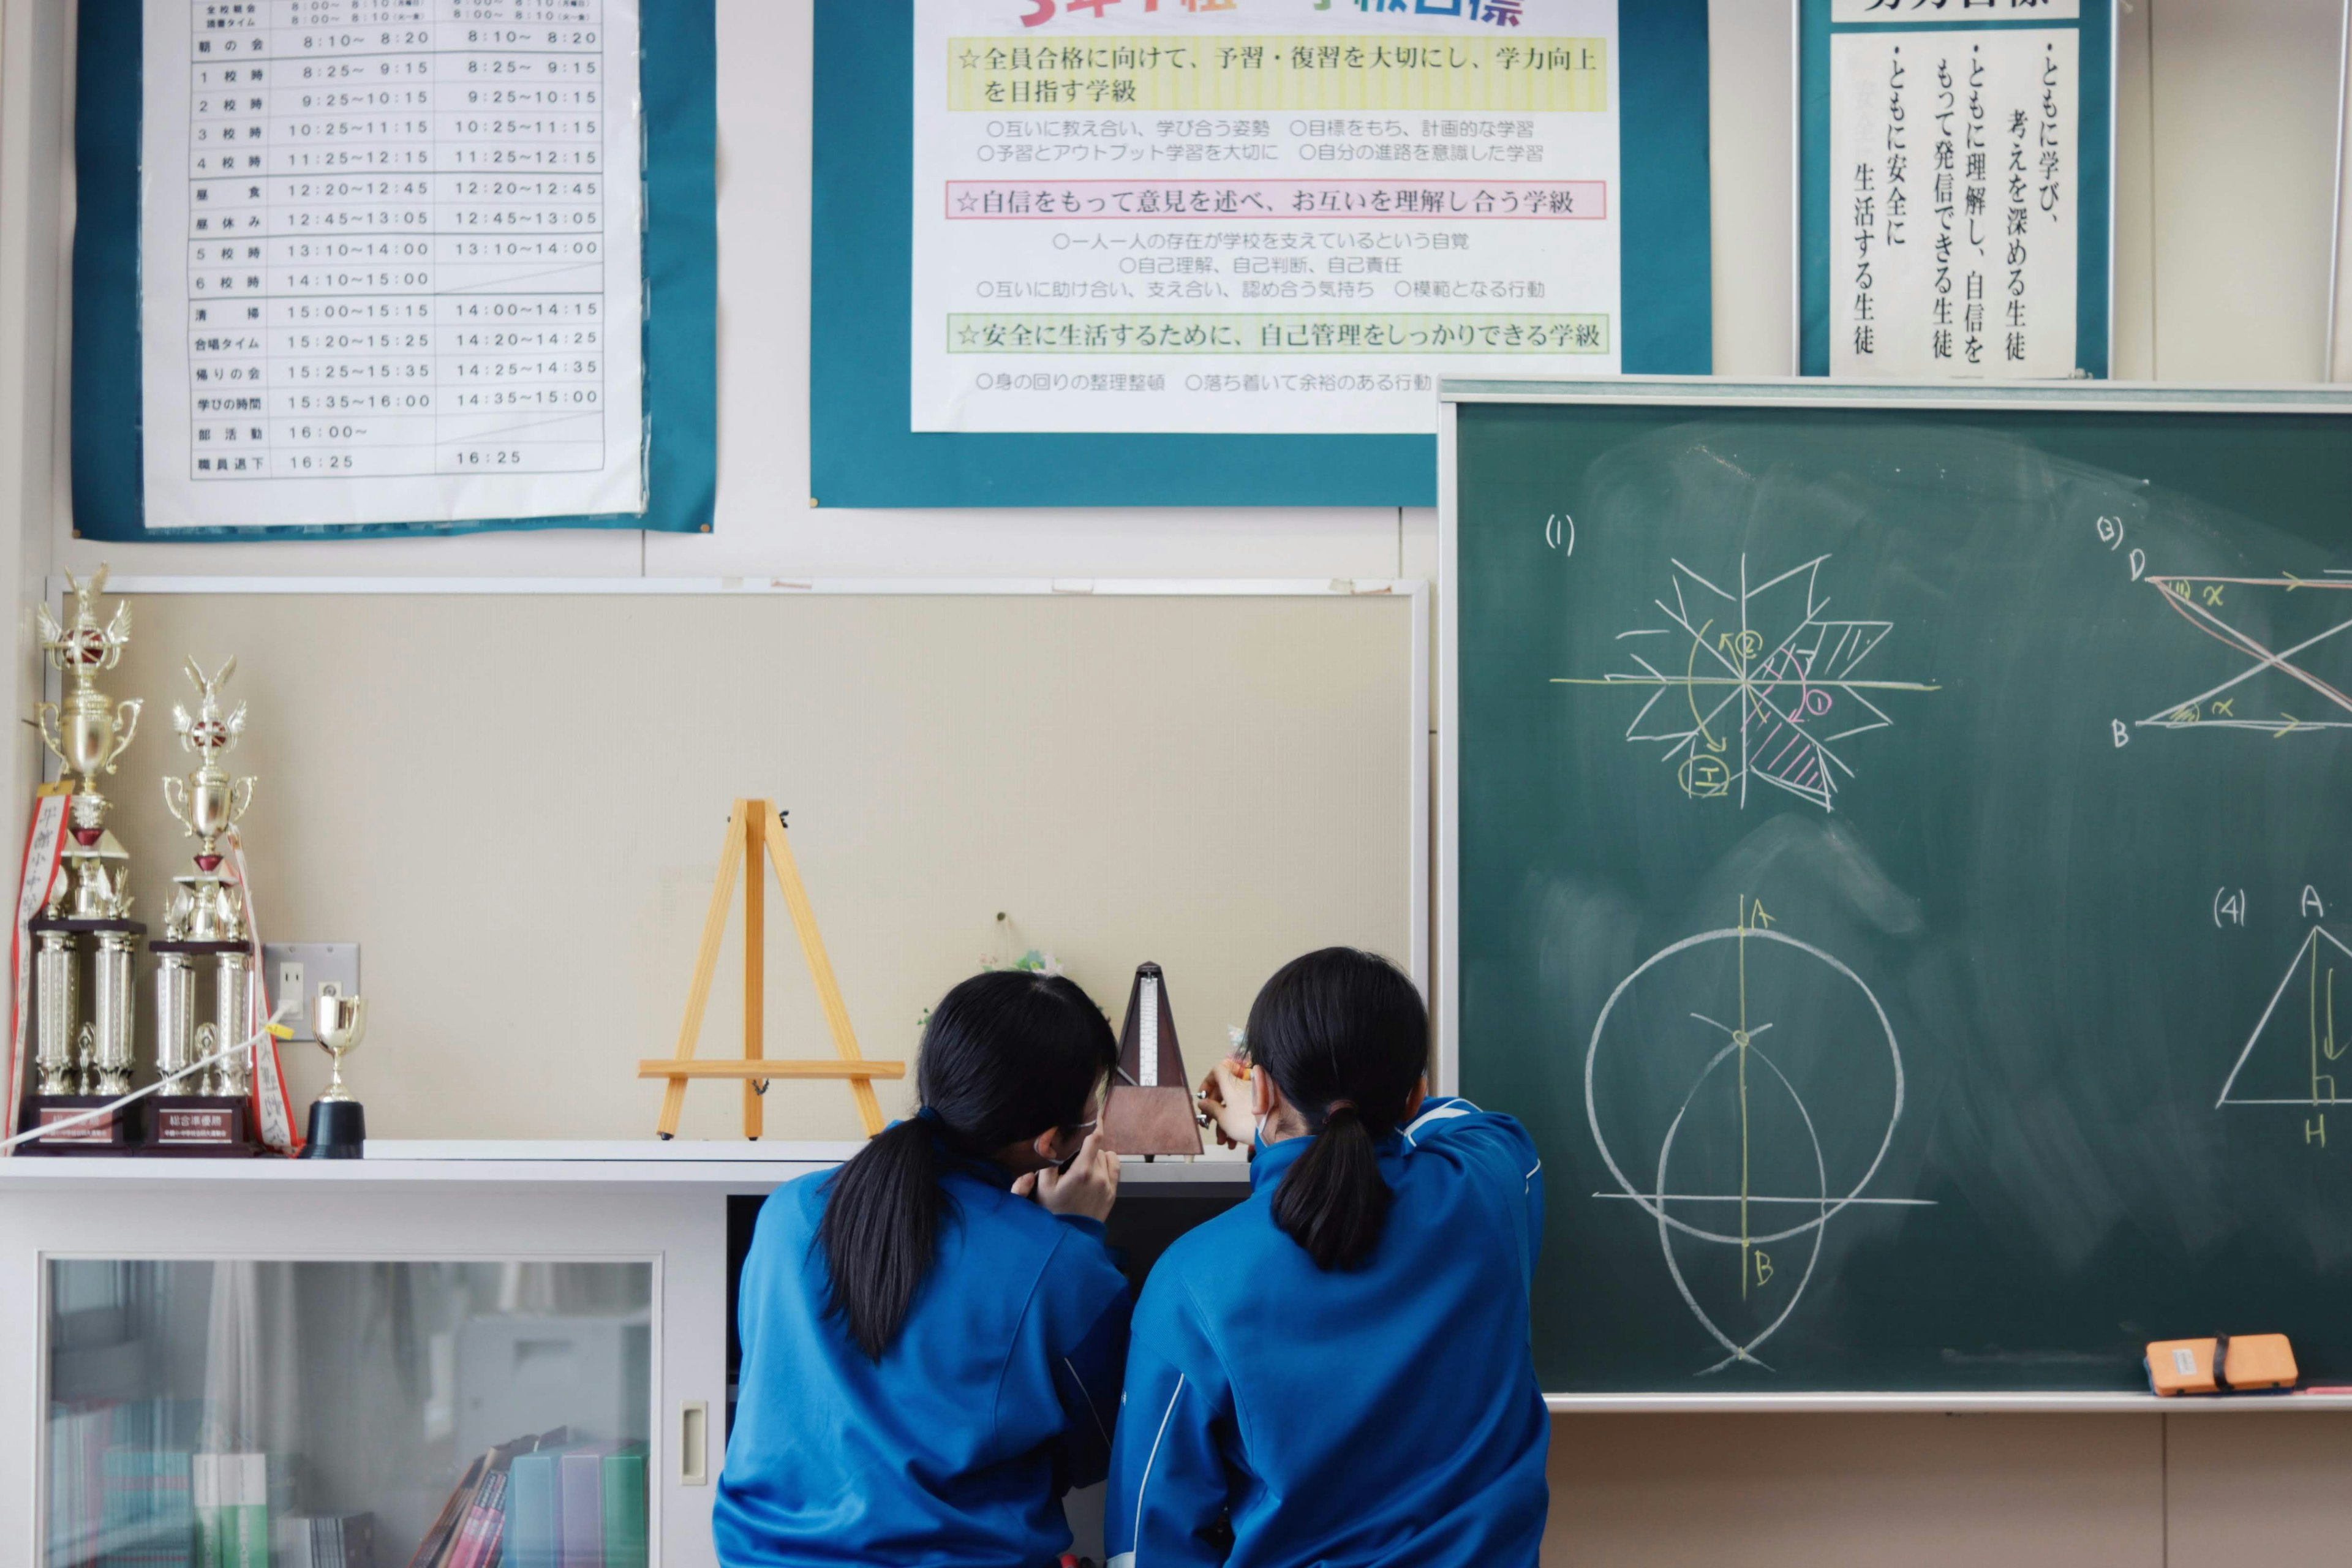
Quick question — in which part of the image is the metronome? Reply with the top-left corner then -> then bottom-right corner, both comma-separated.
1103,961 -> 1203,1159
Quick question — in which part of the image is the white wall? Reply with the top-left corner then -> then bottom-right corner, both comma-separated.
7,1 -> 2352,1562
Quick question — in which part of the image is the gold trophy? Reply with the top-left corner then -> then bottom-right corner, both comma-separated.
301,992 -> 368,1159
147,657 -> 264,1155
22,569 -> 145,1151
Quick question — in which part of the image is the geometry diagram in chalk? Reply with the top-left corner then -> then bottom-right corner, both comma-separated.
2215,925 -> 2352,1124
1553,555 -> 1939,812
2137,572 -> 2352,737
1585,899 -> 1933,1374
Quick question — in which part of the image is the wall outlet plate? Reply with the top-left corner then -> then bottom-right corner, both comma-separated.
262,943 -> 361,1041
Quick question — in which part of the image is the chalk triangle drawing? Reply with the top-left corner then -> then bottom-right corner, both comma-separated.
2138,575 -> 2352,736
2215,925 -> 2352,1108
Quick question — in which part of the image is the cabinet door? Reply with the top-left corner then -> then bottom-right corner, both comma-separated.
0,1181 -> 731,1567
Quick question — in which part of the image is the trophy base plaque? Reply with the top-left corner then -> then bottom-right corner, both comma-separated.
16,1096 -> 143,1155
301,1099 -> 366,1159
142,1096 -> 263,1157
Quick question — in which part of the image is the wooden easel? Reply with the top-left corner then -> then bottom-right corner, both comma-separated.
639,800 -> 901,1139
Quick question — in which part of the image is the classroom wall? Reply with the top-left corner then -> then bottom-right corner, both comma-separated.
5,1 -> 2352,1562
97,589 -> 1420,1145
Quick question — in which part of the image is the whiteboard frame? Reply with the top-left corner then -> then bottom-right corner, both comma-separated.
1437,379 -> 2352,1408
67,575 -> 1431,996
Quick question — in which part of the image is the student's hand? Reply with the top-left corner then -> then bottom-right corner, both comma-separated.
1014,1129 -> 1119,1223
1196,1058 -> 1255,1149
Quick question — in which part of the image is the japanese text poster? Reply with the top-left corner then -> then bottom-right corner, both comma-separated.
1801,0 -> 2112,380
912,0 -> 1624,435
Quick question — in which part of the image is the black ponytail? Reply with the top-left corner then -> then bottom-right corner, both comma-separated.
818,970 -> 1117,1359
815,1117 -> 944,1361
1250,948 -> 1429,1272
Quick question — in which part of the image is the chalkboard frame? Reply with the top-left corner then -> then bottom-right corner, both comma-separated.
1436,377 -> 2352,1410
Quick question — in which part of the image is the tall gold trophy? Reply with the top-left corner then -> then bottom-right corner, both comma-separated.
146,657 -> 265,1155
21,569 -> 145,1152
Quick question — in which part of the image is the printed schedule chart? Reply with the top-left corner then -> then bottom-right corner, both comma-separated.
137,0 -> 646,530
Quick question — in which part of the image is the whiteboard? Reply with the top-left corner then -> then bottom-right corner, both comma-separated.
68,579 -> 1427,1145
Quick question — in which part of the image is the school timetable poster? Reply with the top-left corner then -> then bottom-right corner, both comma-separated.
69,1 -> 717,540
813,0 -> 1712,506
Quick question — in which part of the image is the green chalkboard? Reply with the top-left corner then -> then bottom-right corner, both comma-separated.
1446,382 -> 2352,1395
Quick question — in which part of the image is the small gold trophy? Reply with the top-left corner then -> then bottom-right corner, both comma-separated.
301,992 -> 369,1159
21,568 -> 145,1152
146,657 -> 264,1155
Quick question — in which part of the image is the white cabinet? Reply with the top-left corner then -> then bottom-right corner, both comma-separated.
0,1147 -> 1251,1566
0,1156 -> 773,1567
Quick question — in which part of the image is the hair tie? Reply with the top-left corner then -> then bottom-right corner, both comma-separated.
1325,1099 -> 1357,1115
913,1105 -> 943,1126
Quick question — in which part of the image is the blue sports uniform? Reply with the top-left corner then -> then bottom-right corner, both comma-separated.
1106,1097 -> 1548,1568
715,1136 -> 1132,1568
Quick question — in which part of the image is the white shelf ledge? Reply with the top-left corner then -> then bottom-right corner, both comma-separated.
0,1139 -> 1256,1188
1543,1391 -> 2352,1414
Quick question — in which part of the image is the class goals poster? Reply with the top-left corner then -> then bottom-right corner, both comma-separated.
1798,0 -> 2114,380
812,0 -> 1714,509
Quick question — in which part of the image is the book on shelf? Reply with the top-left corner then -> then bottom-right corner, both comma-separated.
503,1447 -> 566,1568
557,1444 -> 619,1568
404,1452 -> 487,1568
503,1436 -> 647,1568
277,1510 -> 377,1568
326,1509 -> 378,1568
442,1470 -> 507,1568
194,1453 -> 225,1568
224,1452 -> 268,1568
45,1396 -> 203,1566
410,1425 -> 569,1568
598,1447 -> 647,1568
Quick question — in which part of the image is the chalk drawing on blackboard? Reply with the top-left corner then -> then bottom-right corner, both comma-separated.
1586,899 -> 1930,1373
1552,556 -> 1939,810
2215,925 -> 2352,1145
2137,575 -> 2352,736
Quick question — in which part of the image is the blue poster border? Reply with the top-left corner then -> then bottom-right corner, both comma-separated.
69,0 -> 717,542
1798,0 -> 2113,379
812,2 -> 1713,511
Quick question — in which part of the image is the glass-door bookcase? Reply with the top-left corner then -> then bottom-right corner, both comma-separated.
43,1259 -> 654,1568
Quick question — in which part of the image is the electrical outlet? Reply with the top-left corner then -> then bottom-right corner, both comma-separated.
262,943 -> 361,1041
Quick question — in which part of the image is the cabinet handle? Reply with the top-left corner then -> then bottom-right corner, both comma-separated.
680,1400 -> 709,1486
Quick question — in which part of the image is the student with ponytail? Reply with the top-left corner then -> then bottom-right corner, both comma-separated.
715,970 -> 1128,1568
1106,948 -> 1548,1568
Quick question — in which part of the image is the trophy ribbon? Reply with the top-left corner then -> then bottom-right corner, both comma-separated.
5,788 -> 72,1158
224,827 -> 300,1154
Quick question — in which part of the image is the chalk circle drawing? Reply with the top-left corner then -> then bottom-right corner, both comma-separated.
2217,924 -> 2352,1146
2138,572 -> 2352,736
1554,555 -> 1939,811
1585,903 -> 1928,1374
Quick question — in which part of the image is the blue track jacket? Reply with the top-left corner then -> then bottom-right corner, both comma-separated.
1106,1098 -> 1548,1568
715,1136 -> 1133,1568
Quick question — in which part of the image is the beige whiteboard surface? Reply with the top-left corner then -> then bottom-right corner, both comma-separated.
75,586 -> 1421,1143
